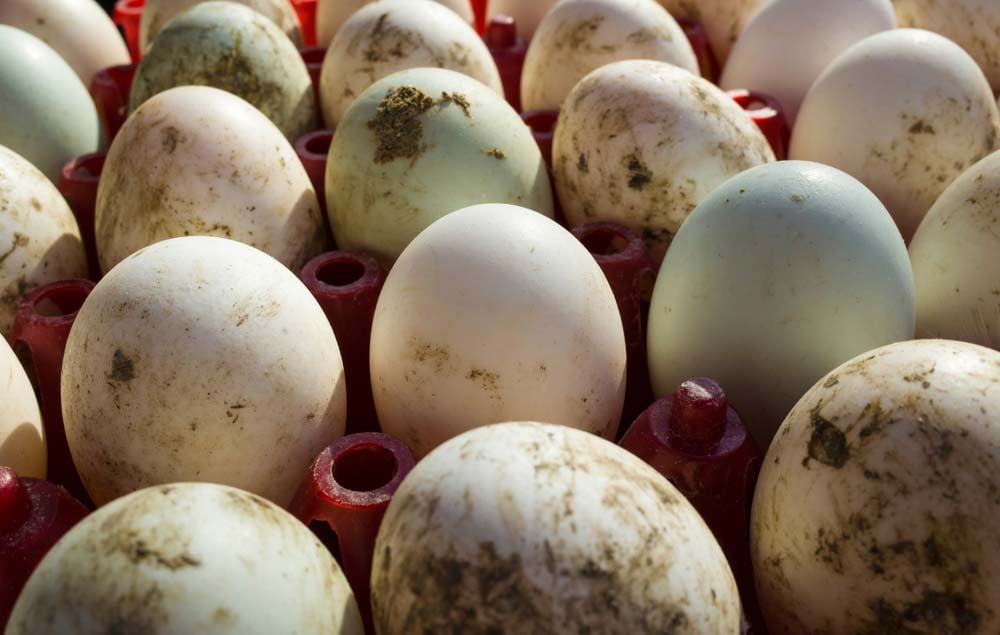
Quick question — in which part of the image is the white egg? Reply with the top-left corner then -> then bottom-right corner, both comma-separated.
97,86 -> 326,274
654,0 -> 762,64
720,0 -> 895,125
752,339 -> 1000,634
647,161 -> 915,446
487,0 -> 559,39
0,144 -> 87,335
372,422 -> 741,633
369,205 -> 625,457
790,28 -> 1000,242
552,59 -> 774,263
0,0 -> 130,85
520,0 -> 699,112
62,236 -> 346,507
0,26 -> 101,183
0,338 -> 45,478
7,482 -> 363,634
316,0 -> 473,48
326,67 -> 551,265
895,0 -> 1000,93
140,0 -> 304,52
129,1 -> 315,140
318,0 -> 501,127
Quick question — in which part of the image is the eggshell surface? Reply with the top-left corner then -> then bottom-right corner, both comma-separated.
487,0 -> 560,40
790,28 -> 1000,242
369,205 -> 625,457
0,338 -> 45,478
654,0 -> 762,63
61,237 -> 347,507
316,0 -> 473,47
6,483 -> 364,634
140,0 -> 304,52
553,59 -> 773,263
372,422 -> 741,633
752,339 -> 1000,634
647,161 -> 915,446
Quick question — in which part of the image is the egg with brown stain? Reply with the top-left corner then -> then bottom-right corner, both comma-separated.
315,0 -> 473,47
140,0 -> 304,52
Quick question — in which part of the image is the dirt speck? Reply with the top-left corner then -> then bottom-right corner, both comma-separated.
805,414 -> 848,468
908,120 -> 936,135
109,349 -> 136,383
367,85 -> 436,164
440,91 -> 471,118
483,148 -> 505,160
624,152 -> 652,190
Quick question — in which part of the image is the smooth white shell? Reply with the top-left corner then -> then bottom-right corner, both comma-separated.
752,339 -> 1000,633
318,0 -> 501,127
0,0 -> 130,85
0,144 -> 87,335
140,0 -> 304,51
552,59 -> 774,263
647,161 -> 915,445
316,0 -> 473,47
61,237 -> 346,507
654,0 -> 762,64
372,422 -> 741,633
97,86 -> 326,274
790,28 -> 1000,242
370,205 -> 626,457
129,1 -> 315,140
0,338 -> 45,478
520,0 -> 699,112
487,0 -> 559,40
326,67 -> 552,265
719,0 -> 895,124
0,25 -> 102,183
7,483 -> 363,634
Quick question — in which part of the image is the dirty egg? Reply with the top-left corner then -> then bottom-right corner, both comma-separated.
318,0 -> 501,127
790,28 -> 1000,242
654,0 -> 762,64
751,339 -> 1000,634
315,0 -> 473,47
325,67 -> 552,266
96,85 -> 326,274
6,482 -> 363,634
719,0 -> 895,125
520,0 -> 699,112
0,25 -> 101,183
139,0 -> 304,52
487,0 -> 560,40
369,204 -> 625,457
0,144 -> 87,335
552,59 -> 774,263
0,338 -> 44,478
61,236 -> 346,507
647,161 -> 915,446
371,421 -> 741,633
129,1 -> 315,140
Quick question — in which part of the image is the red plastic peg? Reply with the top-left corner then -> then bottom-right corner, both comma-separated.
729,89 -> 791,161
89,63 -> 137,143
289,0 -> 318,47
58,153 -> 106,280
483,16 -> 527,113
678,18 -> 719,84
113,0 -> 144,62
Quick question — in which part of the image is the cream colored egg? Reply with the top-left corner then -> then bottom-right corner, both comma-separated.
326,68 -> 551,265
720,0 -> 895,125
129,1 -> 315,140
61,237 -> 346,507
0,144 -> 87,335
372,422 -> 741,633
316,0 -> 473,47
97,86 -> 325,274
752,339 -> 1000,633
655,0 -> 762,64
0,26 -> 102,183
487,0 -> 558,39
369,205 -> 625,457
553,59 -> 774,263
790,28 -> 1000,242
140,0 -> 304,52
0,0 -> 130,85
0,338 -> 45,478
7,483 -> 363,634
520,0 -> 699,112
318,0 -> 501,127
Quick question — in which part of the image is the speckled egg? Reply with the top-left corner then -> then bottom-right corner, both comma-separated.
647,161 -> 915,446
315,0 -> 472,47
140,0 -> 304,52
61,237 -> 346,507
97,86 -> 325,274
0,144 -> 87,335
129,1 -> 315,140
520,0 -> 699,112
790,28 -> 1000,242
0,25 -> 101,182
326,68 -> 552,265
318,0 -> 501,127
7,483 -> 363,634
372,422 -> 741,633
487,0 -> 559,39
0,0 -> 130,85
655,0 -> 762,64
369,205 -> 625,457
552,59 -> 774,263
0,338 -> 45,478
720,0 -> 895,124
752,339 -> 1000,634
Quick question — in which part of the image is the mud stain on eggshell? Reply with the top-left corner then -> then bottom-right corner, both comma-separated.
439,92 -> 471,118
805,413 -> 848,468
109,349 -> 136,383
368,86 -> 436,163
